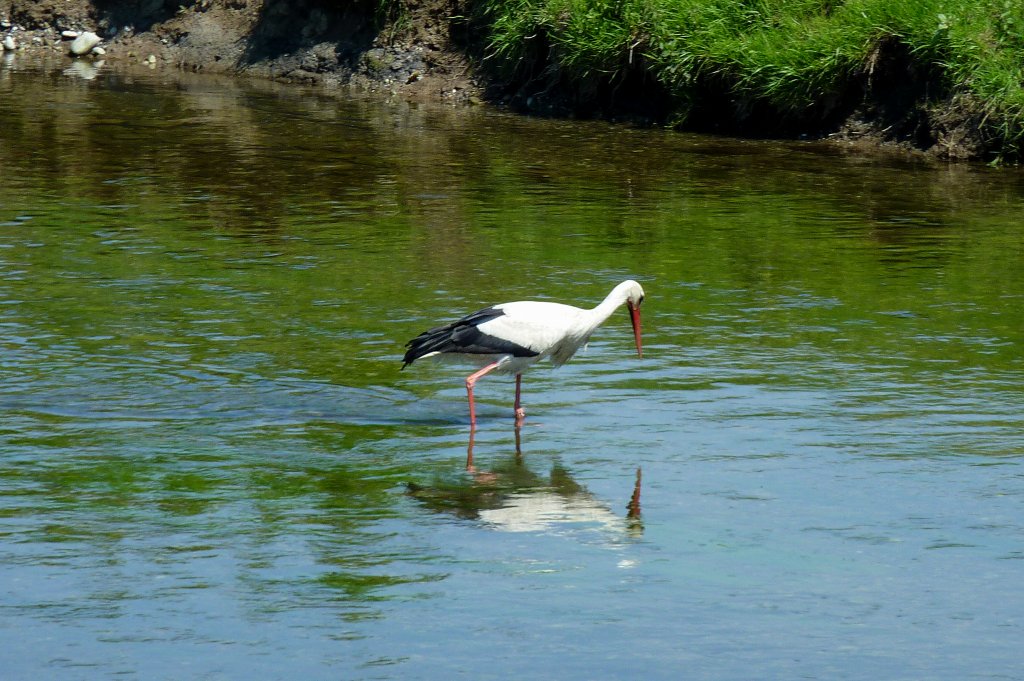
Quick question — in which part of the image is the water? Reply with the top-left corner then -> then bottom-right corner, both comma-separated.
2,58 -> 1023,680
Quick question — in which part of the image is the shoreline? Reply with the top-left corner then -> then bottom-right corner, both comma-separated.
1,0 -> 1012,163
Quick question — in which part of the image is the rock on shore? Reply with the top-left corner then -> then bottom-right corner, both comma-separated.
69,30 -> 100,56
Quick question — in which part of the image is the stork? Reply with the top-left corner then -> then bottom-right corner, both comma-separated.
402,280 -> 645,428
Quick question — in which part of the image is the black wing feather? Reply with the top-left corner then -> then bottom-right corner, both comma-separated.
402,306 -> 539,368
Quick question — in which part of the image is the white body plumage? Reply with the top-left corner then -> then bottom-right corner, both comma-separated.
402,280 -> 645,426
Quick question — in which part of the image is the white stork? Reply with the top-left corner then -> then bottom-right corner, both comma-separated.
402,280 -> 645,428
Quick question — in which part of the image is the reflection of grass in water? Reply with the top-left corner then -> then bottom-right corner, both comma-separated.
4,439 -> 452,620
317,570 -> 445,603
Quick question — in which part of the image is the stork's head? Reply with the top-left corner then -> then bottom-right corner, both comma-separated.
620,280 -> 645,358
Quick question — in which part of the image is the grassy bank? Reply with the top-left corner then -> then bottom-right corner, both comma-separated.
471,0 -> 1024,160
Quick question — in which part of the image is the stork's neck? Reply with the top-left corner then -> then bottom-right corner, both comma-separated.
583,283 -> 633,331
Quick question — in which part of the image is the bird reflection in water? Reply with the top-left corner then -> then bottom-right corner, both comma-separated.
407,427 -> 643,538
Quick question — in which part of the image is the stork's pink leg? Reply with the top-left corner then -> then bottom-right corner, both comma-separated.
465,361 -> 501,429
514,373 -> 525,425
465,428 -> 476,471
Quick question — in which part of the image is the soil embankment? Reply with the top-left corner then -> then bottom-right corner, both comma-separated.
1,0 -> 481,101
0,0 -> 1006,161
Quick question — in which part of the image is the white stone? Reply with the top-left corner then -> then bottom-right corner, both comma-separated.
91,46 -> 105,56
61,30 -> 79,39
69,31 -> 100,56
2,36 -> 15,51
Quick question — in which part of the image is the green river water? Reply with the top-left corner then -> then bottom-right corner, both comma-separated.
1,57 -> 1023,680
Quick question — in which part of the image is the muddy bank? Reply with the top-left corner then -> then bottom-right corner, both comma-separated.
0,0 -> 995,161
0,0 -> 483,102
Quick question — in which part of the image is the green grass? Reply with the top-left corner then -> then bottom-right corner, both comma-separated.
470,0 -> 1024,159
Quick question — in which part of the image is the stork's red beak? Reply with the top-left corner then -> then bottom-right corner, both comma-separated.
628,301 -> 643,358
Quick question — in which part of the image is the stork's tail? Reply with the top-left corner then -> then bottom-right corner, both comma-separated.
401,324 -> 454,368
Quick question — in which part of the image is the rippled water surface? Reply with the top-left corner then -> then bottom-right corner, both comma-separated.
2,58 -> 1023,680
